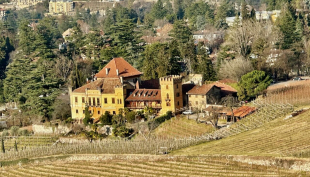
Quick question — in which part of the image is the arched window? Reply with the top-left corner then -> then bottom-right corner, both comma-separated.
167,93 -> 169,99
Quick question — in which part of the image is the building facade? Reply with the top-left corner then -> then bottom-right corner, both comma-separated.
70,58 -> 184,122
49,0 -> 74,15
187,84 -> 221,110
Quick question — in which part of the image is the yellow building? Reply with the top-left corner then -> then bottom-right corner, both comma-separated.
70,58 -> 185,122
49,0 -> 74,15
70,57 -> 142,122
160,75 -> 183,114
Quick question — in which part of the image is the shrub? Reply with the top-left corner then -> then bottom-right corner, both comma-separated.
10,126 -> 19,136
126,111 -> 136,123
1,129 -> 8,137
100,111 -> 112,125
112,125 -> 134,138
18,129 -> 29,136
148,111 -> 173,131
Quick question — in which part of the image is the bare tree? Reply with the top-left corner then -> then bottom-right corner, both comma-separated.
55,56 -> 73,81
218,56 -> 253,81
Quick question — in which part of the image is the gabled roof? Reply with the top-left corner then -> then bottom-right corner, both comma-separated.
126,89 -> 161,101
187,84 -> 219,95
210,82 -> 237,95
73,78 -> 122,94
226,106 -> 256,118
95,58 -> 143,78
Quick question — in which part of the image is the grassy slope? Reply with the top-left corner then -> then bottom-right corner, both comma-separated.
153,116 -> 215,139
172,109 -> 310,157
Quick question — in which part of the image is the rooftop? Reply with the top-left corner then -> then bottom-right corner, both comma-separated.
73,78 -> 122,93
210,81 -> 237,95
126,89 -> 161,101
226,106 -> 256,118
95,57 -> 143,79
187,84 -> 218,95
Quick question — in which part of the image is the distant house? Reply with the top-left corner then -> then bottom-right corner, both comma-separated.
209,81 -> 237,97
62,28 -> 73,41
187,84 -> 221,110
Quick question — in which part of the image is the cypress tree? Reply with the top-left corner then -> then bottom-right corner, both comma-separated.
14,140 -> 18,152
1,138 -> 5,153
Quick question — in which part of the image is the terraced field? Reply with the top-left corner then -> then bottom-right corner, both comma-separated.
0,155 -> 302,177
2,136 -> 57,151
173,108 -> 310,157
154,116 -> 214,139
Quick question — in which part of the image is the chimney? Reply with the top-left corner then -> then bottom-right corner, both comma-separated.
116,69 -> 119,76
106,68 -> 109,75
120,76 -> 123,84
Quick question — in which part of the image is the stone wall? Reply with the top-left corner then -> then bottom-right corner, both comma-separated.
32,124 -> 71,135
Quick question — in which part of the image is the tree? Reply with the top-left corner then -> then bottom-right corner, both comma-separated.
237,70 -> 272,101
1,138 -> 4,153
218,57 -> 254,81
83,106 -> 92,126
100,111 -> 112,125
276,3 -> 297,49
150,0 -> 167,20
169,20 -> 192,44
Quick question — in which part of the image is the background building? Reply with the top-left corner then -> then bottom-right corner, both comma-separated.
48,0 -> 74,16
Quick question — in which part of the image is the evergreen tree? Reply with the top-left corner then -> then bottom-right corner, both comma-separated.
168,40 -> 182,75
109,19 -> 143,64
169,20 -> 192,44
1,138 -> 4,153
276,3 -> 297,49
150,0 -> 167,19
237,70 -> 272,101
83,106 -> 92,126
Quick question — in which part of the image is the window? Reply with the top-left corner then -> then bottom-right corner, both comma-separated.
76,109 -> 78,113
177,101 -> 179,106
117,99 -> 119,104
98,111 -> 100,115
189,95 -> 191,97
97,98 -> 100,105
112,98 -> 115,104
196,101 -> 198,105
120,99 -> 122,104
195,95 -> 198,98
113,111 -> 116,115
167,93 -> 169,99
93,97 -> 96,106
104,98 -> 107,104
166,85 -> 169,89
82,97 -> 85,103
75,97 -> 78,103
176,84 -> 178,89
83,110 -> 85,114
176,93 -> 180,97
202,95 -> 204,98
166,102 -> 170,106
88,98 -> 91,105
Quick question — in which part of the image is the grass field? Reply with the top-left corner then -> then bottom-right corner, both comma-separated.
154,116 -> 215,139
0,155 -> 303,177
172,108 -> 310,157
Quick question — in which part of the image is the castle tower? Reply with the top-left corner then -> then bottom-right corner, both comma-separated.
160,75 -> 183,115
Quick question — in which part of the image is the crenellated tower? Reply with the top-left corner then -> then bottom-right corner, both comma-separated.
160,75 -> 183,115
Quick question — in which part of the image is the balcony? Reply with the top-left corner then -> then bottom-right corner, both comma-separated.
125,105 -> 162,109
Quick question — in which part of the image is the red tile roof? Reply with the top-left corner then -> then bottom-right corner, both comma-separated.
95,58 -> 143,78
126,89 -> 161,101
73,78 -> 122,93
218,79 -> 237,84
187,84 -> 218,95
210,82 -> 237,94
226,106 -> 256,118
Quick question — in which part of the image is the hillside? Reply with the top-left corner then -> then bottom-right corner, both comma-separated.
153,116 -> 215,139
172,107 -> 310,157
